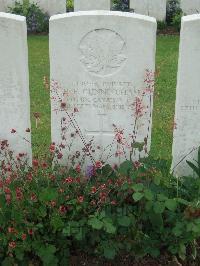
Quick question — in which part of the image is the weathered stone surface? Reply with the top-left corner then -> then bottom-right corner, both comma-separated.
172,14 -> 200,177
30,0 -> 66,16
0,13 -> 32,164
181,0 -> 200,15
0,0 -> 23,12
130,0 -> 166,21
74,0 -> 111,11
50,11 -> 156,168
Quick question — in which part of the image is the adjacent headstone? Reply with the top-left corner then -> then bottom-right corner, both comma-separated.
180,0 -> 200,15
130,0 -> 166,21
0,13 -> 32,164
0,1 -> 5,11
0,0 -> 23,12
30,0 -> 66,16
74,0 -> 111,11
50,11 -> 156,168
172,14 -> 200,177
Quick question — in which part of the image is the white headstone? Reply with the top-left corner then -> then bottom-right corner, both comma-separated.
30,0 -> 66,16
130,0 -> 166,21
0,13 -> 32,164
74,0 -> 111,11
0,1 -> 5,11
172,14 -> 200,177
50,11 -> 156,168
0,0 -> 23,12
181,0 -> 200,15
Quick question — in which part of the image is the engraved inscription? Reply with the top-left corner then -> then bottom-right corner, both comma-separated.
63,81 -> 137,112
79,29 -> 127,77
0,70 -> 23,122
0,70 -> 21,105
181,99 -> 200,111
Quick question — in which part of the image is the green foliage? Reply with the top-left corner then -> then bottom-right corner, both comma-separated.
0,154 -> 200,264
65,0 -> 130,12
66,0 -> 73,12
36,245 -> 58,265
171,11 -> 183,32
112,0 -> 129,11
166,0 -> 182,25
9,1 -> 49,33
118,160 -> 133,175
157,21 -> 167,31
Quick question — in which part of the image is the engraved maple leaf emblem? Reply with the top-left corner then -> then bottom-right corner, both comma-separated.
80,29 -> 127,76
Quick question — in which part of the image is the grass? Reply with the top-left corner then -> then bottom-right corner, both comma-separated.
151,35 -> 179,161
28,35 -> 180,162
28,35 -> 50,158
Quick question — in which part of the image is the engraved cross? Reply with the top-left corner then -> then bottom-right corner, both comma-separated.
85,113 -> 114,146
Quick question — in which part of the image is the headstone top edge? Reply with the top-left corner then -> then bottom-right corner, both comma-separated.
0,12 -> 26,22
50,11 -> 156,24
182,13 -> 200,23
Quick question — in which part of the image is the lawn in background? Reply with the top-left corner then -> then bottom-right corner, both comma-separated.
151,35 -> 179,161
28,35 -> 50,158
28,35 -> 180,162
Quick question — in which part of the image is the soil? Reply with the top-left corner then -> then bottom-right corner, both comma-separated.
157,26 -> 180,36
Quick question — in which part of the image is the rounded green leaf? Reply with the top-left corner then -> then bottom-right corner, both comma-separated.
165,199 -> 177,211
117,216 -> 131,227
153,201 -> 165,214
132,183 -> 144,192
88,218 -> 103,230
144,189 -> 153,201
132,192 -> 143,202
